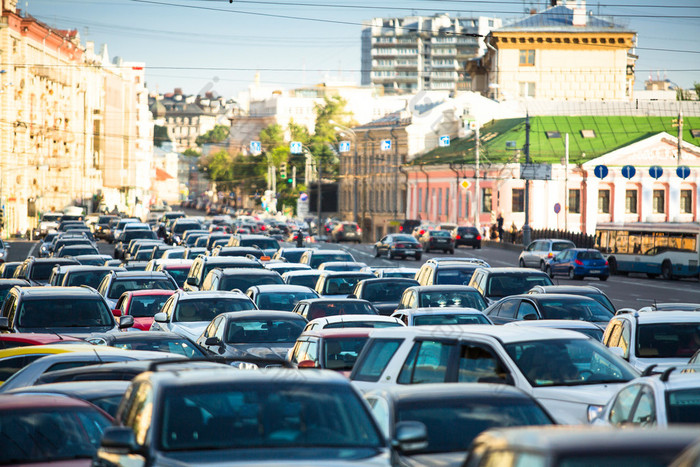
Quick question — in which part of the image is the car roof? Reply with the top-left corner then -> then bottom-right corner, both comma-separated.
0,393 -> 101,410
531,285 -> 603,293
511,293 -> 599,302
298,298 -> 372,305
0,333 -> 83,344
404,307 -> 485,316
307,249 -> 352,255
59,265 -> 119,273
506,320 -> 602,330
6,381 -> 131,398
359,278 -> 418,284
176,290 -> 250,300
300,328 -> 373,338
252,284 -> 316,293
14,286 -> 103,298
282,270 -> 322,277
0,344 -> 113,358
319,271 -> 374,277
625,311 -> 700,324
409,285 -> 480,292
217,268 -> 278,276
368,382 -> 531,403
309,315 -> 401,324
135,367 -> 348,388
99,331 -> 190,342
111,271 -> 170,278
124,289 -> 177,297
220,310 -> 307,321
479,267 -> 550,274
368,324 -> 589,343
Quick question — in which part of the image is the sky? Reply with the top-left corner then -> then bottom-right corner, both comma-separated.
26,0 -> 700,100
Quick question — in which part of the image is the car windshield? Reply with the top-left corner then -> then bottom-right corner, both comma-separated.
220,275 -> 284,292
431,231 -> 451,237
128,295 -> 171,317
392,235 -> 416,243
310,253 -> 354,268
30,263 -> 71,281
413,313 -> 490,326
175,298 -> 256,322
225,318 -> 305,343
203,263 -> 261,279
361,282 -> 414,302
280,250 -> 305,263
64,270 -> 111,289
286,274 -> 321,289
636,323 -> 700,358
0,406 -> 111,464
324,337 -> 369,371
396,397 -> 552,454
159,383 -> 382,451
42,214 -> 63,222
667,388 -> 700,423
162,268 -> 188,288
505,338 -> 636,387
114,338 -> 205,358
134,250 -> 153,261
325,321 -> 401,329
382,271 -> 417,279
324,275 -> 371,295
419,291 -> 487,310
173,223 -> 201,234
256,291 -> 318,311
435,268 -> 477,285
574,292 -> 616,313
307,302 -> 377,320
108,278 -> 177,299
18,298 -> 114,329
487,274 -> 553,298
239,238 -> 280,250
538,298 -> 613,322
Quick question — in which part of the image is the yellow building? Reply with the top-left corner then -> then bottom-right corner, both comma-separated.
468,1 -> 637,101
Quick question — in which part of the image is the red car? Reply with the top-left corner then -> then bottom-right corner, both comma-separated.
0,333 -> 84,349
288,328 -> 372,377
113,289 -> 176,331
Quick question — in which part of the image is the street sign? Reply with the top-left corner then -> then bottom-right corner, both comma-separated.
338,141 -> 351,153
621,165 -> 636,179
250,141 -> 262,155
460,180 -> 470,190
439,135 -> 450,147
677,165 -> 691,179
381,140 -> 392,151
554,203 -> 561,214
520,163 -> 552,180
594,165 -> 609,180
299,193 -> 309,202
649,165 -> 663,179
290,141 -> 303,154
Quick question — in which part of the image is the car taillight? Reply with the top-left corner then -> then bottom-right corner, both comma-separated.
260,225 -> 266,231
575,259 -> 583,266
419,230 -> 425,235
357,227 -> 362,233
399,226 -> 403,231
605,260 -> 609,266
396,243 -> 405,248
548,252 -> 553,258
338,226 -> 344,232
476,235 -> 482,240
456,235 -> 461,239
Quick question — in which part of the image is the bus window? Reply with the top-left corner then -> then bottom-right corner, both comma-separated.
629,234 -> 641,254
615,231 -> 628,254
596,231 -> 609,253
667,235 -> 682,250
641,234 -> 654,256
655,234 -> 668,249
682,235 -> 697,252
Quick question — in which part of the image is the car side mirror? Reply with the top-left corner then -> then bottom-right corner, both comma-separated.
0,317 -> 9,331
99,426 -> 140,453
118,315 -> 134,329
297,360 -> 318,369
153,312 -> 168,323
393,421 -> 428,454
186,277 -> 198,286
112,309 -> 122,317
522,313 -> 538,321
205,336 -> 223,347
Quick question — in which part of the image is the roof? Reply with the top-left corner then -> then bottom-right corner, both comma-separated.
368,324 -> 588,344
252,284 -> 316,293
112,271 -> 170,279
532,285 -> 603,293
220,310 -> 307,321
407,307 -> 485,315
0,333 -> 83,345
134,367 -> 348,388
282,270 -> 322,277
479,267 -> 549,275
409,285 -> 480,292
510,293 -> 599,302
15,286 -> 102,298
217,268 -> 279,276
6,381 -> 131,399
308,315 -> 402,325
124,289 -> 177,297
369,382 -> 531,403
506,319 -> 602,330
496,4 -> 632,33
298,298 -> 372,304
624,311 -> 700,324
177,290 -> 249,300
0,394 -> 99,411
299,328 -> 373,339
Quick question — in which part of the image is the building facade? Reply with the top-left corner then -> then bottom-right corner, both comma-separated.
361,14 -> 501,94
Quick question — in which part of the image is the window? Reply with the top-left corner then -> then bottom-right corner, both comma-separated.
352,338 -> 403,382
653,189 -> 665,214
569,189 -> 581,214
482,188 -> 492,212
398,340 -> 453,384
630,387 -> 656,426
516,301 -> 538,320
437,188 -> 443,215
418,188 -> 423,213
598,189 -> 610,214
681,189 -> 693,214
626,189 -> 638,214
609,384 -> 641,425
512,188 -> 524,213
519,82 -> 535,98
457,344 -> 509,383
519,49 -> 535,65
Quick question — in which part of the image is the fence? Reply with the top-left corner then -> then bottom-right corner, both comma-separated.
500,228 -> 595,248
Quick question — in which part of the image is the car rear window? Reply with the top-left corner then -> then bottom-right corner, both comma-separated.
219,275 -> 284,292
108,278 -> 177,299
552,242 -> 575,251
18,298 -> 114,329
435,267 -> 476,286
239,238 -> 280,250
307,301 -> 377,320
577,250 -> 604,260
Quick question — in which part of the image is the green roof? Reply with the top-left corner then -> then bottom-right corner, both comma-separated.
411,116 -> 700,166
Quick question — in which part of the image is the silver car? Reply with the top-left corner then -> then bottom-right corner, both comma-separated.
518,239 -> 575,270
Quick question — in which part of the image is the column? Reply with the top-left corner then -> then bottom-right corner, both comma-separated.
640,175 -> 653,222
611,173 -> 626,224
584,176 -> 599,235
668,174 -> 681,222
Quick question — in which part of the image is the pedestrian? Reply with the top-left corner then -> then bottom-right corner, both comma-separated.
497,213 -> 504,242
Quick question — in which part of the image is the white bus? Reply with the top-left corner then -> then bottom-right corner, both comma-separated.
594,222 -> 700,280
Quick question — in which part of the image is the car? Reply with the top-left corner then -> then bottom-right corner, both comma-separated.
72,254 -> 114,266
452,225 -> 482,249
160,247 -> 187,259
419,230 -> 455,254
602,311 -> 700,372
55,243 -> 100,258
197,310 -> 307,360
289,328 -> 372,374
371,267 -> 420,279
464,426 -> 700,467
204,233 -> 233,251
0,238 -> 9,264
245,284 -> 319,311
37,212 -> 63,236
637,302 -> 700,313
0,344 -> 94,383
350,326 -> 638,424
182,231 -> 209,247
396,285 -> 488,312
527,285 -> 616,313
87,331 -> 207,359
264,261 -> 312,276
37,232 -> 58,257
0,332 -> 83,349
125,239 -> 164,261
318,261 -> 368,272
93,214 -> 120,239
184,256 -> 263,292
411,223 -> 437,240
484,294 -> 613,328
5,381 -> 130,417
113,229 -> 158,260
97,270 -> 179,309
13,256 -> 80,286
506,320 -> 605,341
113,289 -> 177,330
399,219 -> 422,236
518,238 -> 576,270
167,218 -> 202,244
94,367 -> 400,466
299,249 -> 356,269
303,315 -> 403,332
0,286 -> 132,337
314,271 -> 375,298
468,267 -> 554,305
57,265 -> 126,289
292,298 -> 379,321
48,235 -> 94,257
226,233 -> 281,256
183,246 -> 207,259
391,307 -> 492,326
330,221 -> 362,243
0,394 -> 113,465
200,267 -> 284,292
350,278 -> 419,316
0,278 -> 29,304
211,246 -> 266,258
271,247 -> 311,263
150,290 -> 257,340
365,384 -> 554,467
282,269 -> 323,289
148,259 -> 193,288
0,261 -> 21,278
545,248 -> 610,281
415,258 -> 490,286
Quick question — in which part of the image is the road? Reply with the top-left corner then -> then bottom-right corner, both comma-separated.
8,238 -> 699,310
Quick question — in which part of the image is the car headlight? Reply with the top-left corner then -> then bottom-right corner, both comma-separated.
587,404 -> 604,422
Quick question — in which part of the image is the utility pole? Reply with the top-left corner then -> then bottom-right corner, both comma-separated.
353,141 -> 358,224
523,114 -> 532,245
292,166 -> 297,189
564,133 -> 569,232
677,108 -> 683,166
317,156 -> 322,239
474,123 -> 480,228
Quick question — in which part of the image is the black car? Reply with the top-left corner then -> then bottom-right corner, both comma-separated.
396,285 -> 488,312
374,234 -> 422,260
292,298 -> 378,321
484,293 -> 614,327
0,263 -> 22,279
0,278 -> 30,304
200,268 -> 284,292
452,226 -> 482,249
271,247 -> 311,263
58,265 -> 125,289
6,381 -> 131,417
282,270 -> 323,289
55,244 -> 100,258
183,256 -> 263,292
350,278 -> 419,316
93,215 -> 120,240
114,230 -> 158,260
13,257 -> 80,286
210,246 -> 265,258
419,230 -> 455,254
468,267 -> 554,305
527,285 -> 616,313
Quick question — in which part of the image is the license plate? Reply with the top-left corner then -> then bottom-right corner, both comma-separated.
590,270 -> 600,274
437,239 -> 447,243
465,234 -> 474,239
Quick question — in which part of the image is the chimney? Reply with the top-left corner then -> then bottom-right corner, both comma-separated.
573,0 -> 587,26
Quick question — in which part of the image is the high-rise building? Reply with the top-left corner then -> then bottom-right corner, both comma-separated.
361,14 -> 502,94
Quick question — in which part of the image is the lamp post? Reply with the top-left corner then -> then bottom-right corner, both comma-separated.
331,121 -> 358,224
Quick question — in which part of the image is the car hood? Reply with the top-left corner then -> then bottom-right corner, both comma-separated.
221,343 -> 295,361
533,383 -> 624,424
132,317 -> 155,331
400,452 -> 466,467
18,325 -> 118,338
171,322 -> 209,340
631,357 -> 690,372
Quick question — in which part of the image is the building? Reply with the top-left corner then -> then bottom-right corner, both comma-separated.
361,14 -> 502,94
467,1 -> 637,101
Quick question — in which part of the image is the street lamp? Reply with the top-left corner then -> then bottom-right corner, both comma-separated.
331,121 -> 358,224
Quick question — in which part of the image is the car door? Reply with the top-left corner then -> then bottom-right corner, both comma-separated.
515,300 -> 540,321
557,250 -> 574,274
522,241 -> 539,267
551,250 -> 569,275
489,298 -> 519,325
455,341 -> 513,385
377,236 -> 389,255
627,385 -> 657,427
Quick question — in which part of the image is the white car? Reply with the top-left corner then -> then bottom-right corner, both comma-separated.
391,307 -> 492,326
602,311 -> 700,372
303,314 -> 404,332
595,370 -> 700,427
350,326 -> 638,424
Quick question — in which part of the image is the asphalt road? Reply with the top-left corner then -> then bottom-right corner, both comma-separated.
8,238 -> 700,310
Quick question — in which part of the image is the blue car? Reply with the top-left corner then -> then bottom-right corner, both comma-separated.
545,248 -> 609,281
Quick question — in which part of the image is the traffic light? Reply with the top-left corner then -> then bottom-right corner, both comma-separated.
280,163 -> 287,179
287,178 -> 293,184
0,208 -> 4,228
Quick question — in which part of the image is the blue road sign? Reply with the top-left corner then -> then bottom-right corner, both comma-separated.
381,139 -> 392,151
554,203 -> 561,214
250,141 -> 262,155
677,165 -> 691,179
649,165 -> 663,179
290,141 -> 303,154
300,193 -> 308,202
621,165 -> 636,179
339,141 -> 351,153
594,165 -> 608,179
439,135 -> 450,147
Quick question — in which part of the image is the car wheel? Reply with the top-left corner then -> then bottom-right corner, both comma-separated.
540,261 -> 547,272
374,246 -> 380,258
646,273 -> 658,279
546,265 -> 554,278
519,258 -> 526,268
449,249 -> 455,255
600,275 -> 609,281
568,268 -> 576,280
662,261 -> 675,280
608,257 -> 618,275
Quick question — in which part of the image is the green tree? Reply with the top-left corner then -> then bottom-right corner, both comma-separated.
260,123 -> 285,151
695,82 -> 700,101
153,125 -> 170,147
182,148 -> 201,158
195,124 -> 230,147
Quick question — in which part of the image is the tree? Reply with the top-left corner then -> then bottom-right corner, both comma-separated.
695,82 -> 700,101
182,148 -> 201,158
195,124 -> 230,147
153,125 -> 170,147
260,124 -> 285,151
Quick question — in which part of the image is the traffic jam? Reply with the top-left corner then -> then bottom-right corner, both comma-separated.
1,209 -> 700,467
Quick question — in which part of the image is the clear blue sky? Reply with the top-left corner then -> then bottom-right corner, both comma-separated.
28,0 -> 700,99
